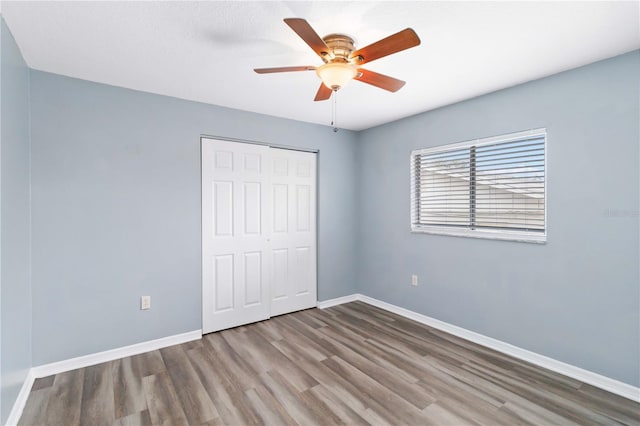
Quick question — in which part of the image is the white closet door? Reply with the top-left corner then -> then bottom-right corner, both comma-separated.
269,148 -> 317,316
202,139 -> 271,333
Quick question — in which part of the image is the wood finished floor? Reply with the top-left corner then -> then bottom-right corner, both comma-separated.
19,302 -> 640,425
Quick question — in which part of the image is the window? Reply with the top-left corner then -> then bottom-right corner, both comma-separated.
410,129 -> 546,243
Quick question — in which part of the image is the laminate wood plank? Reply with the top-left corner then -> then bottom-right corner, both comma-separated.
296,387 -> 346,425
360,407 -> 394,426
334,302 -> 404,328
319,305 -> 342,317
258,369 -> 323,424
511,362 -> 583,390
319,330 -> 436,409
180,339 -> 203,351
112,357 -> 148,419
130,350 -> 166,377
417,363 -> 517,424
113,409 -> 152,426
270,339 -> 372,416
363,332 -> 445,380
267,318 -> 333,361
291,309 -> 329,329
274,314 -> 330,344
461,359 -> 620,424
222,327 -> 319,392
159,345 -> 218,424
31,375 -> 55,392
424,354 -> 608,424
252,319 -> 284,342
577,384 -> 640,425
271,334 -> 327,364
416,376 -> 522,425
422,402 -> 479,426
80,362 -> 116,426
245,385 -> 298,426
322,355 -> 428,425
421,355 -> 511,407
339,308 -> 473,368
186,346 -> 260,426
433,352 -> 586,424
142,372 -> 189,426
385,322 -> 492,366
318,318 -> 421,384
301,307 -> 335,324
202,331 -> 261,391
17,388 -> 50,426
43,368 -> 84,426
426,325 -> 563,377
195,339 -> 265,425
307,384 -> 370,426
199,417 -> 226,426
500,400 -> 587,426
330,309 -> 435,358
349,303 -> 522,374
274,313 -> 339,350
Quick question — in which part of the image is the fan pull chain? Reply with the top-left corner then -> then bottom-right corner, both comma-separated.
331,90 -> 339,132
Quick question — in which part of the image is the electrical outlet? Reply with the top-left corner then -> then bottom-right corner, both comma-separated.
411,274 -> 418,287
141,296 -> 151,310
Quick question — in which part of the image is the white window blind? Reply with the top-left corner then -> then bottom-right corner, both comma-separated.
410,129 -> 546,242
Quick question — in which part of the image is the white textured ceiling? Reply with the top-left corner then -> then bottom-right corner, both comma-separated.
2,1 -> 639,130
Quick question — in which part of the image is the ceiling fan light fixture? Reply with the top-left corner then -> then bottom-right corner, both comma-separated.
316,62 -> 357,91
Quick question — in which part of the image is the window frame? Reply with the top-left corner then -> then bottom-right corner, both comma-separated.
410,128 -> 547,244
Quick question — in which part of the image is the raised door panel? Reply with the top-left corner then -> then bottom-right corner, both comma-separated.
213,255 -> 234,312
272,184 -> 288,233
213,182 -> 234,237
243,252 -> 262,306
296,184 -> 311,232
272,248 -> 289,300
243,183 -> 261,235
294,247 -> 311,295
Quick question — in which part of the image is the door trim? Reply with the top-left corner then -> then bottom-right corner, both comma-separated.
200,134 -> 319,154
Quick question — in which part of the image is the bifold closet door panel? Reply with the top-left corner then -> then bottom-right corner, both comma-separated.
269,148 -> 317,317
201,139 -> 271,333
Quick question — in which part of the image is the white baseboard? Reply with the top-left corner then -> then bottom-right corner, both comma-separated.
317,293 -> 360,309
324,293 -> 640,403
7,329 -> 202,425
32,329 -> 202,378
6,369 -> 36,426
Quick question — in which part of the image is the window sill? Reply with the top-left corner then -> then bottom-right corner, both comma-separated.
411,225 -> 546,244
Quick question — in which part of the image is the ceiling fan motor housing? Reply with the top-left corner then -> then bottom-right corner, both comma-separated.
322,34 -> 357,62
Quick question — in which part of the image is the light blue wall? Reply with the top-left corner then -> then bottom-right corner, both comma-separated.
356,51 -> 640,387
29,71 -> 359,365
0,17 -> 32,424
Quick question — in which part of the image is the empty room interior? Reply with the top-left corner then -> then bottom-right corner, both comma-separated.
1,1 -> 639,425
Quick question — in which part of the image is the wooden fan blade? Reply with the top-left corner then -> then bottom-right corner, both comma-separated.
350,28 -> 420,65
284,18 -> 331,61
314,83 -> 333,101
254,66 -> 316,74
355,69 -> 406,92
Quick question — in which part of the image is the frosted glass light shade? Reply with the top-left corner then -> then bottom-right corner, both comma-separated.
316,62 -> 357,90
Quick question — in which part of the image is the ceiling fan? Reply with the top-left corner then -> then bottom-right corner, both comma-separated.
254,18 -> 421,101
